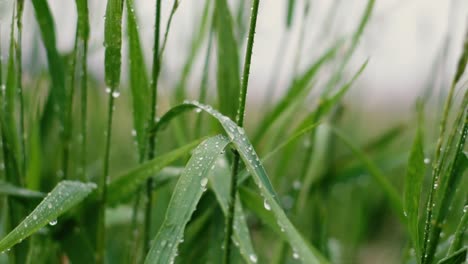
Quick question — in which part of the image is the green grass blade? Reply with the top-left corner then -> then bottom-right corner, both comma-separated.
151,102 -> 328,263
144,135 -> 231,263
31,0 -> 66,125
0,181 -> 96,252
286,0 -> 296,28
329,125 -> 404,220
104,0 -> 123,89
174,0 -> 212,103
239,187 -> 328,264
75,0 -> 90,180
106,139 -> 202,205
3,8 -> 21,184
0,181 -> 45,199
403,107 -> 425,260
447,201 -> 468,255
253,43 -> 341,143
209,158 -> 258,263
296,60 -> 368,132
437,248 -> 467,264
425,96 -> 467,264
215,0 -> 241,119
126,0 -> 150,161
99,0 -> 124,261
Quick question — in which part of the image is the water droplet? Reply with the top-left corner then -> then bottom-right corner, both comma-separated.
263,199 -> 271,211
200,178 -> 208,187
433,183 -> 438,189
131,129 -> 137,137
292,251 -> 300,259
249,254 -> 258,263
48,203 -> 52,209
463,205 -> 468,213
424,158 -> 430,165
49,219 -> 58,226
33,215 -> 37,220
293,180 -> 301,190
195,108 -> 202,113
105,87 -> 111,94
112,91 -> 120,98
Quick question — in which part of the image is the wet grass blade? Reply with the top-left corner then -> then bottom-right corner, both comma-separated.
99,0 -> 124,262
215,0 -> 241,119
126,0 -> 150,160
447,201 -> 468,255
403,105 -> 425,260
0,181 -> 96,252
438,248 -> 467,264
209,158 -> 258,263
144,135 -> 231,263
106,139 -> 202,205
151,102 -> 328,263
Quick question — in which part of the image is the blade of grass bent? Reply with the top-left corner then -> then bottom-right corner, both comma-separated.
0,181 -> 96,252
151,102 -> 328,263
144,135 -> 230,263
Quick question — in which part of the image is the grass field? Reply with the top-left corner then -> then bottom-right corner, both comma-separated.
0,0 -> 467,263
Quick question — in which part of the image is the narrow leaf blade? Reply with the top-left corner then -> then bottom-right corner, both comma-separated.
0,181 -> 97,252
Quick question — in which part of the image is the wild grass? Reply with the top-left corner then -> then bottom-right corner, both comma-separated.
0,0 -> 467,264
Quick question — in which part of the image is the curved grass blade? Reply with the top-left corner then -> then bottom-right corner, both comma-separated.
215,0 -> 241,119
438,248 -> 467,264
0,181 -> 45,199
151,102 -> 328,263
403,104 -> 425,260
209,158 -> 259,263
0,181 -> 96,252
106,139 -> 202,206
126,0 -> 150,160
329,125 -> 404,220
144,135 -> 230,263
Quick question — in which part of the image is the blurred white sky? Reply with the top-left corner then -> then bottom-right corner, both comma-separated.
0,0 -> 467,113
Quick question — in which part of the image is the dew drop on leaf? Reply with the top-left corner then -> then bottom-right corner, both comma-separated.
424,158 -> 430,165
263,199 -> 271,211
200,178 -> 208,187
249,254 -> 258,263
49,219 -> 58,226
